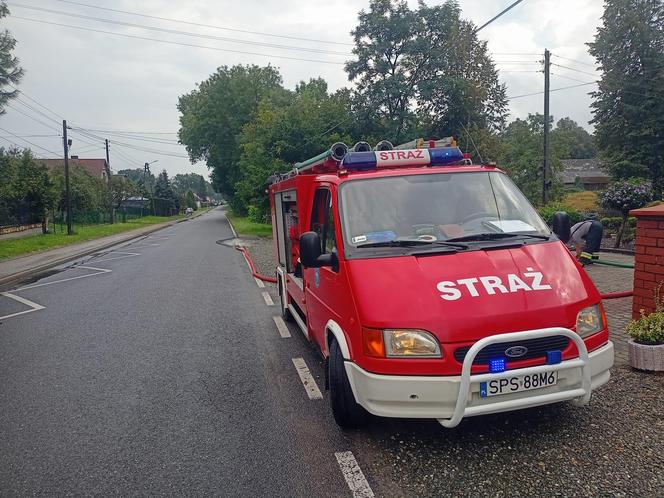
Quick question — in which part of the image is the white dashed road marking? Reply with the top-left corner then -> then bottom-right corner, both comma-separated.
0,292 -> 45,321
272,316 -> 291,338
262,291 -> 274,306
254,277 -> 265,288
335,451 -> 375,498
292,358 -> 323,400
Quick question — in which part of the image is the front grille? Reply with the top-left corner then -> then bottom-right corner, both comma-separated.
454,336 -> 570,365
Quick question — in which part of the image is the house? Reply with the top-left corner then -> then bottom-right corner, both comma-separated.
561,158 -> 611,191
40,157 -> 110,182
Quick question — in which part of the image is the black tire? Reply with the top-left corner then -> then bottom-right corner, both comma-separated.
329,339 -> 368,428
552,211 -> 571,243
279,278 -> 294,322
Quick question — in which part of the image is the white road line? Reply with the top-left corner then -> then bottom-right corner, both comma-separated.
262,292 -> 274,306
335,452 -> 375,498
131,243 -> 160,247
0,292 -> 45,320
17,267 -> 111,291
292,358 -> 323,400
91,251 -> 140,263
272,316 -> 291,338
254,277 -> 265,288
227,216 -> 237,237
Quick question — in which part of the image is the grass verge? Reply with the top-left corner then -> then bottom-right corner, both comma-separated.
0,215 -> 183,260
226,212 -> 272,237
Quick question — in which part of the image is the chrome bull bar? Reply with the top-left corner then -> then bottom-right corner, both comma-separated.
438,327 -> 591,428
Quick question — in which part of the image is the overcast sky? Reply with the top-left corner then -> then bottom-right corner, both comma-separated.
1,0 -> 603,179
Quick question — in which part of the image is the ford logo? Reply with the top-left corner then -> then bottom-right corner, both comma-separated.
505,345 -> 528,358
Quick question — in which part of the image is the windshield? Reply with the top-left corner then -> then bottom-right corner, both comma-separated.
339,171 -> 550,257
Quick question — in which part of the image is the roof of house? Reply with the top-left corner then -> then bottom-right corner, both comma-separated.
561,158 -> 611,184
40,158 -> 108,178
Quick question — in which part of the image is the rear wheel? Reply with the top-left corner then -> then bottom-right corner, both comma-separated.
329,338 -> 368,428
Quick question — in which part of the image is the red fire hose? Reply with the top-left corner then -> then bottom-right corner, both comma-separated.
235,245 -> 278,283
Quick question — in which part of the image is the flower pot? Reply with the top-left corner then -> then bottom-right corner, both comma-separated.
628,339 -> 664,371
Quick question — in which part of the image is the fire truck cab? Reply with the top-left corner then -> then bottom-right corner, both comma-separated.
269,140 -> 614,429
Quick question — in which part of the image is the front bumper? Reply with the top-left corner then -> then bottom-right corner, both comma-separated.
345,328 -> 614,428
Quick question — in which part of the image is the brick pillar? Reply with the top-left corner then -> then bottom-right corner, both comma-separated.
629,204 -> 664,319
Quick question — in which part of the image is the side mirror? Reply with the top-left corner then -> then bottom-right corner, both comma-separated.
300,231 -> 322,268
300,231 -> 336,269
551,211 -> 571,243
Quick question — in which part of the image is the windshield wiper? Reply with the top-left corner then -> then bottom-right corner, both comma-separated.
357,239 -> 468,249
446,232 -> 551,242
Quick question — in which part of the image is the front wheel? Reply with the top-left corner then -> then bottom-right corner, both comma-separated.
329,339 -> 368,428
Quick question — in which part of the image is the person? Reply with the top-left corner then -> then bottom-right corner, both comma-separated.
569,219 -> 603,265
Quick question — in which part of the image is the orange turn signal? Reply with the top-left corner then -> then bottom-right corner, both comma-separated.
363,328 -> 385,357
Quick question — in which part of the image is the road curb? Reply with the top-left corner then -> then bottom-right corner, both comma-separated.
0,219 -> 183,290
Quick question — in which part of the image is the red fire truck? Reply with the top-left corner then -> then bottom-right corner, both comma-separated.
269,140 -> 614,428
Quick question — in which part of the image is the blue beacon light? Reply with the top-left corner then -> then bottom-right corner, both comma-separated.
489,357 -> 506,373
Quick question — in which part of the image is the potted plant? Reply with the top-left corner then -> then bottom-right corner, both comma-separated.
627,283 -> 664,371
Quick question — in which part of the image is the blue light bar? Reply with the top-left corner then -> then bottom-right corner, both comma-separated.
341,151 -> 377,170
430,147 -> 464,165
546,350 -> 562,365
489,357 -> 506,373
341,146 -> 465,171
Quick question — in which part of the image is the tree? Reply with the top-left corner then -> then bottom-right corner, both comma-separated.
0,2 -> 23,114
0,149 -> 55,232
234,79 -> 354,216
171,173 -> 210,199
110,175 -> 135,212
346,0 -> 507,143
499,114 -> 565,205
117,168 -> 155,193
177,65 -> 288,203
601,179 -> 654,246
552,118 -> 597,159
50,164 -> 106,221
588,0 -> 664,197
153,169 -> 179,215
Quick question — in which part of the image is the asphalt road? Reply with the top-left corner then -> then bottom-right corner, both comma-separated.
1,207 -> 662,497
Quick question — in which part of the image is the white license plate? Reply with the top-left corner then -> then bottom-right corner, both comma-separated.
480,371 -> 558,398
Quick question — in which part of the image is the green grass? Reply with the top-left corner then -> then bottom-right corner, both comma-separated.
0,215 -> 184,260
227,212 -> 273,237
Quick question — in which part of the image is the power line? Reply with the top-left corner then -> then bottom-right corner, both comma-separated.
6,83 -> 64,121
0,126 -> 60,155
9,3 -> 352,56
476,0 -> 527,33
54,0 -> 354,47
5,102 -> 62,132
507,81 -> 598,100
550,53 -> 596,68
550,63 -> 599,78
77,128 -> 177,135
11,16 -> 348,65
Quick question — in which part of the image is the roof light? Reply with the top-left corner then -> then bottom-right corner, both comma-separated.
340,147 -> 464,171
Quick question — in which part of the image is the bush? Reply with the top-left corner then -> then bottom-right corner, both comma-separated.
600,179 -> 653,215
627,284 -> 664,345
538,203 -> 582,225
247,205 -> 265,224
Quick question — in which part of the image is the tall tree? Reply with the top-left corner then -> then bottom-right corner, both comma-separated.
552,118 -> 597,159
0,2 -> 23,114
177,65 -> 288,203
588,0 -> 664,196
153,170 -> 178,215
346,0 -> 507,143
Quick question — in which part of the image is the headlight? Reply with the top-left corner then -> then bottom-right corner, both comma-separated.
576,304 -> 605,338
383,329 -> 442,357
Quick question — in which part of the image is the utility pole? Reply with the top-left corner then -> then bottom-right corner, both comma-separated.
62,120 -> 73,235
105,139 -> 114,224
543,48 -> 551,205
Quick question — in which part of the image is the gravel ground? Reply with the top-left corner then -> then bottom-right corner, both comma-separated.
352,365 -> 664,498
